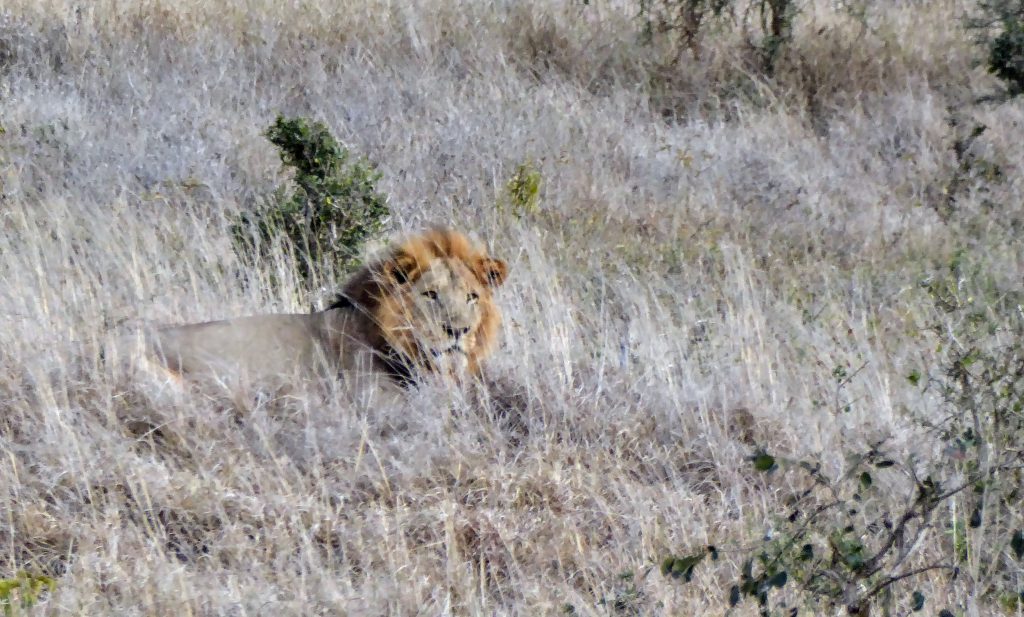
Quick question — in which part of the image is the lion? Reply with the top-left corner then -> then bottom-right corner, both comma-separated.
126,228 -> 508,391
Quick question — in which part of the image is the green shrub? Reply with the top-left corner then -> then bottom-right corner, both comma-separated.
660,253 -> 1024,615
233,115 -> 390,283
990,21 -> 1024,94
0,571 -> 56,616
915,253 -> 1024,607
969,0 -> 1024,96
500,159 -> 543,220
660,442 -> 966,615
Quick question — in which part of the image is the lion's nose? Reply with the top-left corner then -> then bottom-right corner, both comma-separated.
443,324 -> 470,339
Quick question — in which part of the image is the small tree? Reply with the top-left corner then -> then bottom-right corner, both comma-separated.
969,0 -> 1024,96
233,115 -> 390,283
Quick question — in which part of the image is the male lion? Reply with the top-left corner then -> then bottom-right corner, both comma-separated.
132,228 -> 508,390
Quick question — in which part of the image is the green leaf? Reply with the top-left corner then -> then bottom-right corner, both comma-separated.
835,536 -> 866,572
860,471 -> 872,490
659,556 -> 674,577
661,553 -> 705,582
1011,529 -> 1024,560
961,350 -> 980,368
669,553 -> 705,582
907,369 -> 922,386
969,505 -> 982,528
799,544 -> 814,561
919,476 -> 940,498
741,559 -> 753,584
767,571 -> 788,588
911,590 -> 925,611
753,452 -> 777,472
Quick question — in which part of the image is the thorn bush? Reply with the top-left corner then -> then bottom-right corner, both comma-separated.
233,115 -> 390,284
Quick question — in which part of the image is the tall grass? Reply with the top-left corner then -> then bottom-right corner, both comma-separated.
1,0 -> 1022,614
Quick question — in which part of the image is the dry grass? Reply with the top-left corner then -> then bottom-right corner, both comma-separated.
1,0 -> 1023,615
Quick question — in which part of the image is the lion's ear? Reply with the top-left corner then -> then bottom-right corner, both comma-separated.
475,257 -> 508,288
382,253 -> 421,285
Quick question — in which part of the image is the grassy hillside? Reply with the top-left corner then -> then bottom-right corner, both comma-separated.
1,0 -> 1022,614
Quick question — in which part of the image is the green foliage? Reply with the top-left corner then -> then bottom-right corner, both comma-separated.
0,572 -> 56,616
659,551 -> 708,581
233,115 -> 390,283
664,444 -> 962,615
730,552 -> 789,612
915,252 -> 1024,606
990,21 -> 1024,93
968,0 -> 1024,96
999,591 -> 1024,612
751,450 -> 777,473
500,159 -> 542,220
659,261 -> 1024,613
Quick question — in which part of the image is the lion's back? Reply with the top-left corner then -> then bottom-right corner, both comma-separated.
152,313 -> 327,381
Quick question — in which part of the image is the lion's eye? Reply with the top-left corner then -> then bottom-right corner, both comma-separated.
422,290 -> 439,301
467,292 -> 479,303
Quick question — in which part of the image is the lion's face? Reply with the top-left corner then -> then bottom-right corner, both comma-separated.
405,259 -> 487,361
375,248 -> 507,376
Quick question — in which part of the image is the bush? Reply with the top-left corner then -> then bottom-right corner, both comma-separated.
500,159 -> 543,220
0,571 -> 56,616
661,445 -> 965,615
916,252 -> 1024,608
969,0 -> 1024,96
233,115 -> 390,283
660,253 -> 1024,615
990,22 -> 1024,95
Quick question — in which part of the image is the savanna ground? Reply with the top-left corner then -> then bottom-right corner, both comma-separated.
1,0 -> 1023,615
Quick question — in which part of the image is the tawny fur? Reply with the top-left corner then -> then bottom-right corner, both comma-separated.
133,228 -> 508,389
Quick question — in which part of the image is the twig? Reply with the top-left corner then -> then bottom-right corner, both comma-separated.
860,564 -> 956,604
